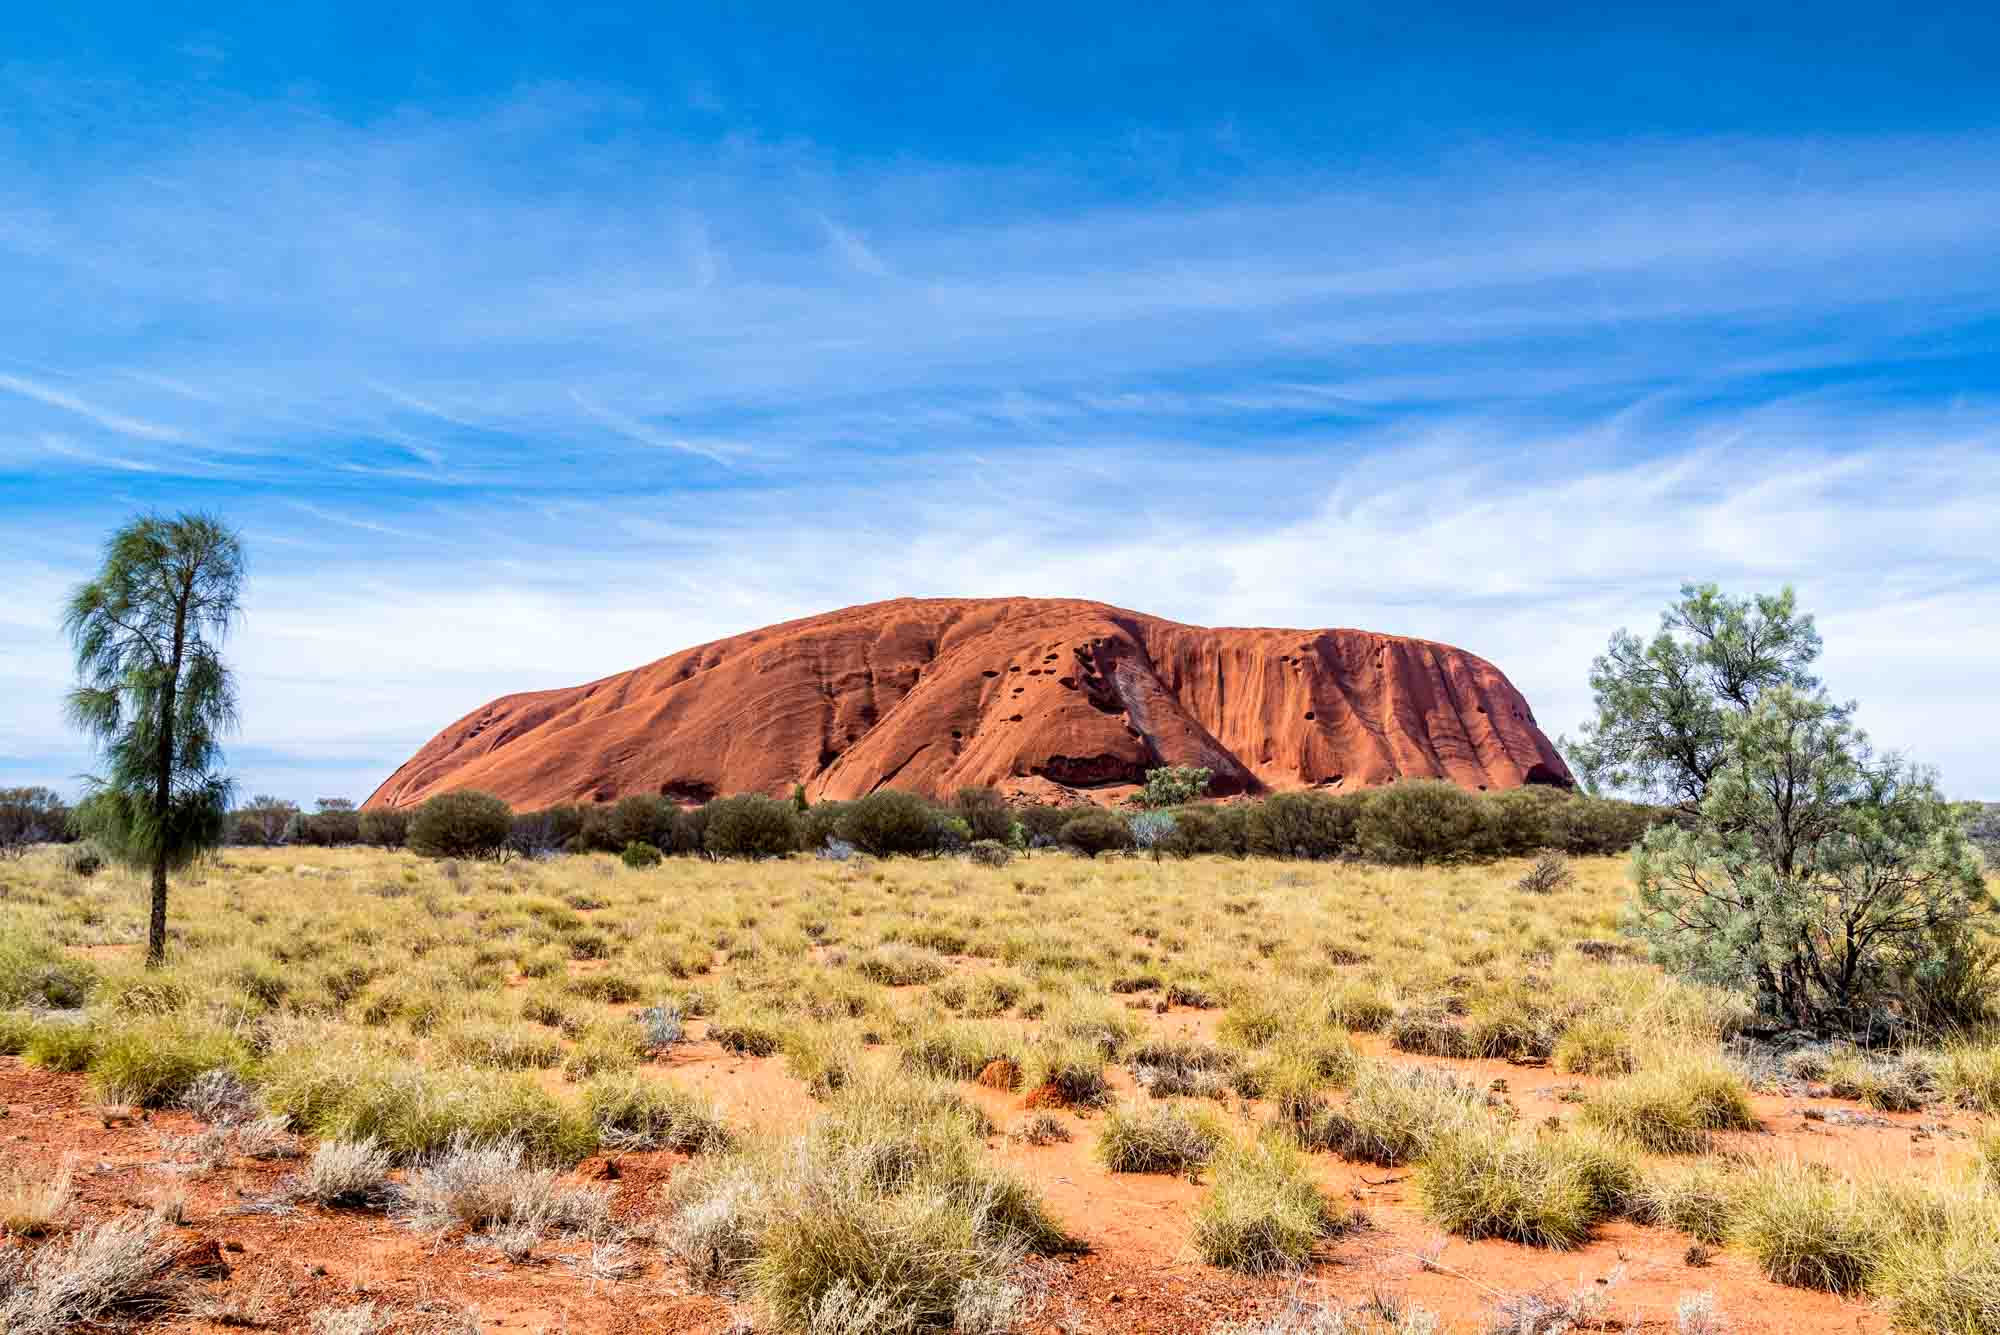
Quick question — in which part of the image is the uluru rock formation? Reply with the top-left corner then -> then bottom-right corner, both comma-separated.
365,598 -> 1571,811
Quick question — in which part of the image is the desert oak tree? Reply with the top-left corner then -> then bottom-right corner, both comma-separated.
64,512 -> 245,966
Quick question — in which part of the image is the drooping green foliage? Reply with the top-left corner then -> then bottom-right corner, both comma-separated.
63,512 -> 245,965
1629,686 -> 1990,1032
1568,583 -> 1824,810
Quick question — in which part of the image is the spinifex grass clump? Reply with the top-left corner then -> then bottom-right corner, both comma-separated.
1311,1062 -> 1487,1165
1729,1160 -> 1881,1293
1581,1053 -> 1757,1154
1192,1135 -> 1358,1273
1415,1119 -> 1605,1249
659,1070 -> 1071,1332
1095,1102 -> 1228,1177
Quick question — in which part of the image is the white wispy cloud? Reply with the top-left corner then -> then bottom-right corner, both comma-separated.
0,372 -> 188,442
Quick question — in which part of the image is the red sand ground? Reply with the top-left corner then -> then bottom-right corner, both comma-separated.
364,597 -> 1572,812
3,987 -> 1959,1334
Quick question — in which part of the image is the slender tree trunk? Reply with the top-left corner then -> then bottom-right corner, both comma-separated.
148,588 -> 188,969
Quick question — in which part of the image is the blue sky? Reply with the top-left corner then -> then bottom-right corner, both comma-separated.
3,2 -> 1998,803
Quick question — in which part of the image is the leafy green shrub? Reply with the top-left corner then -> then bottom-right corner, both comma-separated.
407,790 -> 513,859
835,791 -> 942,857
1549,794 -> 1664,856
1191,1136 -> 1353,1273
1159,804 -> 1245,857
1481,786 -> 1563,857
610,794 -> 676,850
1242,791 -> 1359,859
1057,809 -> 1135,857
357,808 -> 409,848
1357,780 -> 1489,863
1015,803 -> 1082,847
798,800 -> 850,853
619,840 -> 663,869
703,795 -> 800,859
950,786 -> 1015,842
670,803 -> 711,856
1139,766 -> 1212,809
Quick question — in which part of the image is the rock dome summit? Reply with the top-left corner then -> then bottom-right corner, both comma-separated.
365,597 -> 1571,811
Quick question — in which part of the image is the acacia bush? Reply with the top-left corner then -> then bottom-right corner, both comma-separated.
1243,791 -> 1359,859
950,786 -> 1014,842
1015,803 -> 1082,847
610,795 -> 676,850
357,808 -> 408,849
407,791 -> 514,859
1158,803 -> 1244,856
836,790 -> 943,857
1059,809 -> 1135,857
702,795 -> 799,860
1356,780 -> 1489,863
798,800 -> 849,853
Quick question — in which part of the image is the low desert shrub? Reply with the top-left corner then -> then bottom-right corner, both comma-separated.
1192,1136 -> 1355,1273
1020,1034 -> 1112,1108
1,1156 -> 74,1237
1323,980 -> 1395,1033
1554,1018 -> 1633,1076
298,1137 -> 395,1207
1872,1181 -> 2000,1335
401,1133 -> 611,1250
1095,1102 -> 1227,1177
1515,849 -> 1575,894
0,936 -> 96,1009
855,943 -> 951,987
407,790 -> 513,859
1387,1004 -> 1476,1059
0,1212 -> 180,1335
